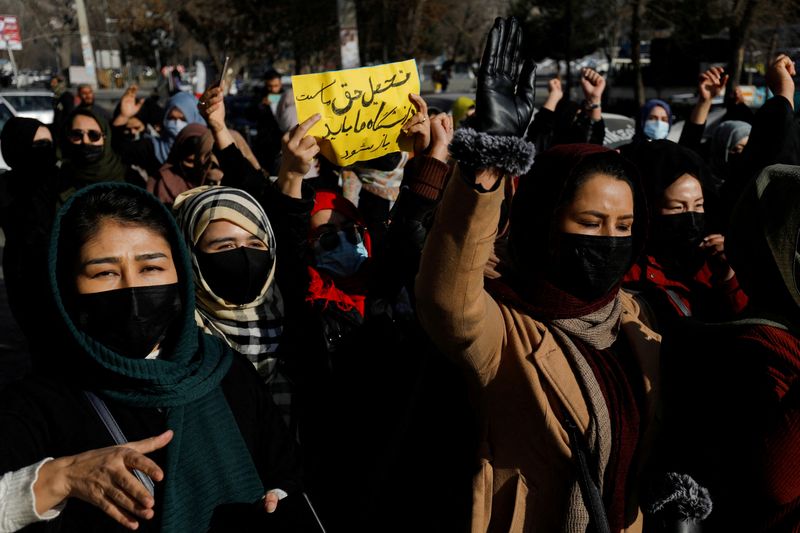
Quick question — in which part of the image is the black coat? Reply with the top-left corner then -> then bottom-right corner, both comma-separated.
215,147 -> 476,532
0,352 -> 303,532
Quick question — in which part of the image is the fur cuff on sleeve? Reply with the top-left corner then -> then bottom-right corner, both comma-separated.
449,128 -> 535,176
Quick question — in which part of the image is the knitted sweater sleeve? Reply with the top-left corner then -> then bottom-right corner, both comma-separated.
0,458 -> 64,531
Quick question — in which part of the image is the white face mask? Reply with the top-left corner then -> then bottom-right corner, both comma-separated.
165,118 -> 188,138
644,119 -> 669,140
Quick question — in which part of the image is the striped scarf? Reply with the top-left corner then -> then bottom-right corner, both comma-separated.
174,186 -> 292,416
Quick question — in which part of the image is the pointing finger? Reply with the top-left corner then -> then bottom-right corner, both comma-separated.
292,114 -> 322,143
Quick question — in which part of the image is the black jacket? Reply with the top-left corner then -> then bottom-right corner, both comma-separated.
0,352 -> 302,532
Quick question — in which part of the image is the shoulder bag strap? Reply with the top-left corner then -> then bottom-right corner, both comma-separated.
664,288 -> 692,317
564,413 -> 612,533
83,391 -> 155,496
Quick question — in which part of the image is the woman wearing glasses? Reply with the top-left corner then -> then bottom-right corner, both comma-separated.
60,109 -> 144,194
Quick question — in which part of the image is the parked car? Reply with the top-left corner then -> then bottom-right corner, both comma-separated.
0,90 -> 55,125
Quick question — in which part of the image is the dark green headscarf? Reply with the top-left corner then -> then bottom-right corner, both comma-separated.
48,182 -> 264,532
60,107 -> 128,187
727,164 -> 800,330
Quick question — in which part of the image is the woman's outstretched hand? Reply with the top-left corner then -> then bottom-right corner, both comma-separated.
34,430 -> 173,530
473,17 -> 536,137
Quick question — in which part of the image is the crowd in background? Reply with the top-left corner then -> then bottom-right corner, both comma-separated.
0,15 -> 798,533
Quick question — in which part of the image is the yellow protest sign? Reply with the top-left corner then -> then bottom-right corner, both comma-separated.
292,59 -> 420,165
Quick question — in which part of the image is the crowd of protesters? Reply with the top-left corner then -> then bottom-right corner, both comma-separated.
0,15 -> 797,533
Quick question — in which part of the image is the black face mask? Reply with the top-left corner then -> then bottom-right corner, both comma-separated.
181,159 -> 213,185
75,283 -> 182,359
195,247 -> 273,305
29,142 -> 57,171
72,144 -> 104,165
651,212 -> 706,278
550,233 -> 634,301
724,153 -> 743,181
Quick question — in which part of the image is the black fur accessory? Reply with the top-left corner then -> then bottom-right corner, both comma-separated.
449,127 -> 536,177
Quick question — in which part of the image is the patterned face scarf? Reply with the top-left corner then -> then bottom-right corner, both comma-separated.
174,186 -> 284,380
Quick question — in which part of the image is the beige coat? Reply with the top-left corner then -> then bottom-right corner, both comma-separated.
416,174 -> 661,533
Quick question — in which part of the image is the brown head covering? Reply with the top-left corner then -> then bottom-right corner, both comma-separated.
148,124 -> 223,206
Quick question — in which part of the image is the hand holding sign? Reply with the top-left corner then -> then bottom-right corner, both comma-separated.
292,60 -> 421,165
401,93 -> 430,156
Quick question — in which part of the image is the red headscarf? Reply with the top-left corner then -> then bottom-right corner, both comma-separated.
306,190 -> 372,317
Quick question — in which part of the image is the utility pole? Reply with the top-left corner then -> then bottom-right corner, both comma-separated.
337,0 -> 360,69
75,0 -> 98,88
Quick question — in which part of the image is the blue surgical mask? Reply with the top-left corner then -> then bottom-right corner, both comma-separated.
165,118 -> 188,138
314,232 -> 369,278
643,119 -> 669,140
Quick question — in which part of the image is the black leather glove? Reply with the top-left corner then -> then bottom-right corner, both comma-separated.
473,17 -> 537,137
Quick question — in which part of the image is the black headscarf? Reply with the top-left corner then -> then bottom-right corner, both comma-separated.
726,164 -> 800,329
1,117 -> 44,169
60,107 -> 127,187
628,140 -> 727,278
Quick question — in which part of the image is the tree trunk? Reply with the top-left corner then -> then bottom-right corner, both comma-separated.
564,0 -> 573,98
630,0 -> 645,108
726,0 -> 761,92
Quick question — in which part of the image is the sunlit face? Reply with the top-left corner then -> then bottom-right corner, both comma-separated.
197,220 -> 268,253
70,114 -> 104,146
78,86 -> 94,105
660,173 -> 704,215
266,78 -> 282,94
167,107 -> 186,121
558,173 -> 634,237
648,105 -> 669,123
75,220 -> 178,294
33,126 -> 52,143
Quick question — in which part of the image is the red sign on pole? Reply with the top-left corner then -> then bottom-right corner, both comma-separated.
0,15 -> 22,50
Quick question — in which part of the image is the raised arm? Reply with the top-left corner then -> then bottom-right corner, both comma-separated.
723,55 -> 800,212
370,110 -> 454,303
679,67 -> 727,152
580,67 -> 605,123
416,17 -> 536,380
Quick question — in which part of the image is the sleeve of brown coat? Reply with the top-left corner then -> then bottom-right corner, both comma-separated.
415,168 -> 505,383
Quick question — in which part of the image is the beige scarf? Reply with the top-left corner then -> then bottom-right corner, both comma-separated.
549,296 -> 622,533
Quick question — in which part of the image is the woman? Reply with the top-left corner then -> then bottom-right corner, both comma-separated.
661,163 -> 800,532
0,117 -> 60,348
709,120 -> 751,184
173,185 -> 292,422
60,108 -> 140,193
112,88 -> 206,178
639,99 -> 672,141
148,124 -> 223,206
0,183 -> 300,531
623,140 -> 747,332
306,190 -> 372,329
416,18 -> 660,532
